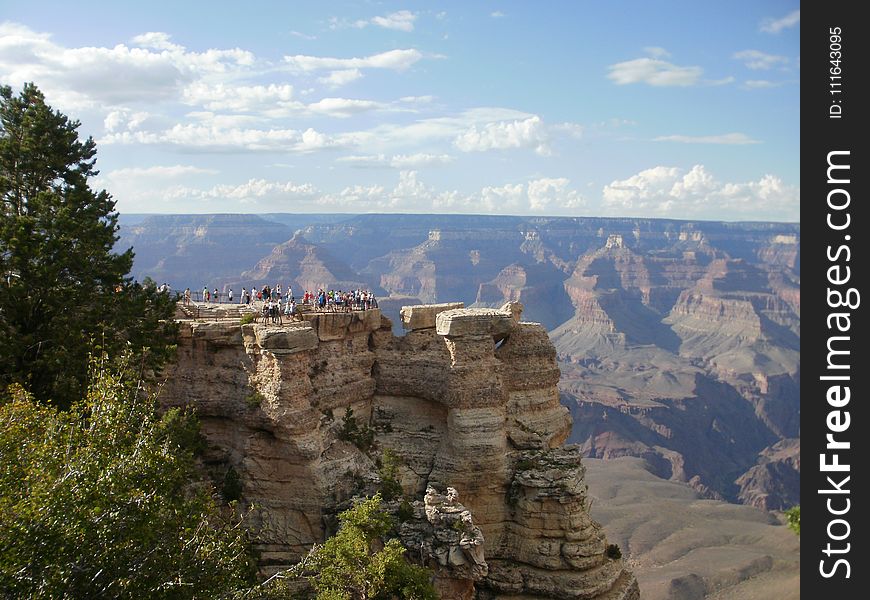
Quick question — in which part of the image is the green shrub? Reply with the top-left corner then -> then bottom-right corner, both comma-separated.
240,312 -> 255,325
397,499 -> 414,523
245,392 -> 265,410
606,543 -> 622,559
338,406 -> 375,452
0,353 -> 255,598
378,449 -> 404,501
285,495 -> 437,600
785,505 -> 800,536
222,466 -> 243,503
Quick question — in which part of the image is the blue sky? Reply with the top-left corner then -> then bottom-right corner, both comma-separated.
1,1 -> 799,221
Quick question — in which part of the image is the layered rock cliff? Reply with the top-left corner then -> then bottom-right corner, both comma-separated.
123,213 -> 799,512
162,303 -> 639,599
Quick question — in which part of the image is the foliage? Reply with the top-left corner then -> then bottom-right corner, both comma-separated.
605,544 -> 622,560
0,83 -> 177,409
338,406 -> 375,452
0,352 -> 255,598
245,391 -> 265,410
378,449 -> 404,502
261,494 -> 436,600
240,313 -> 255,325
222,466 -> 244,504
785,505 -> 800,536
397,499 -> 414,523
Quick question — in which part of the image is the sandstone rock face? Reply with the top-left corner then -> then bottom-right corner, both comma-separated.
401,302 -> 465,330
399,487 -> 488,600
163,303 -> 638,598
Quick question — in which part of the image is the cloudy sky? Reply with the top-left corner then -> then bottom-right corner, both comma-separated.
1,1 -> 799,221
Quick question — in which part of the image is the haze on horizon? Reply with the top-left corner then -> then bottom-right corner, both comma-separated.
1,1 -> 799,222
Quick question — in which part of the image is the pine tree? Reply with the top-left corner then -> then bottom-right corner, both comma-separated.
0,83 -> 176,408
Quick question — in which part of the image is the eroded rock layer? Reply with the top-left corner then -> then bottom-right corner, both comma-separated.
163,303 -> 639,599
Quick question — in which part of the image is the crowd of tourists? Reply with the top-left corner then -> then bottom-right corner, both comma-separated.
181,284 -> 378,316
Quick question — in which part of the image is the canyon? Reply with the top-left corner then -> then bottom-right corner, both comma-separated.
121,213 -> 800,512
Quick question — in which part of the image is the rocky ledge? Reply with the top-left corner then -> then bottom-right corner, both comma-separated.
162,302 -> 639,599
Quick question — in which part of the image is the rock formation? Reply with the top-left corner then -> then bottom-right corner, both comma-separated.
124,213 -> 799,511
162,302 -> 639,599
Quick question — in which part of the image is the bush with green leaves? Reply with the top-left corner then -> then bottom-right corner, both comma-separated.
263,494 -> 436,600
378,449 -> 404,502
338,406 -> 375,452
0,353 -> 256,598
785,505 -> 800,536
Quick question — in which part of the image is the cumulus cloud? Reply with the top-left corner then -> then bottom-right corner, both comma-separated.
760,9 -> 800,34
168,178 -> 319,203
103,108 -> 152,132
110,168 -> 590,215
318,68 -> 362,88
182,83 -> 299,113
733,49 -> 788,70
602,164 -> 798,221
654,132 -> 760,145
607,57 -> 704,86
94,164 -> 220,209
0,22 -> 256,109
455,115 -> 550,155
284,48 -> 423,90
527,178 -> 585,211
100,121 -> 358,153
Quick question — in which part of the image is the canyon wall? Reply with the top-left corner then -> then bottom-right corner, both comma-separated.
162,303 -> 639,599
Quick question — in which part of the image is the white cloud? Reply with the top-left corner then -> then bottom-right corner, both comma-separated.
100,121 -> 358,153
607,57 -> 704,86
761,9 -> 800,34
491,11 -> 506,18
283,48 -> 423,72
733,49 -> 788,70
455,115 -> 550,154
103,108 -> 151,132
130,32 -> 185,52
654,132 -> 760,145
307,97 -> 385,117
478,183 -> 524,211
399,95 -> 435,104
527,178 -> 585,211
0,23 -> 256,109
602,165 -> 798,221
370,11 -> 417,32
182,82 -> 299,113
318,68 -> 363,88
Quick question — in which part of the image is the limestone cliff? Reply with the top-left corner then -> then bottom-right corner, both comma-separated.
163,302 -> 639,599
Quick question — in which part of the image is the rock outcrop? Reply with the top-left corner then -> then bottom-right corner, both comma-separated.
163,302 -> 639,599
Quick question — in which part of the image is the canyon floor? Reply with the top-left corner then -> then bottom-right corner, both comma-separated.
584,457 -> 799,600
